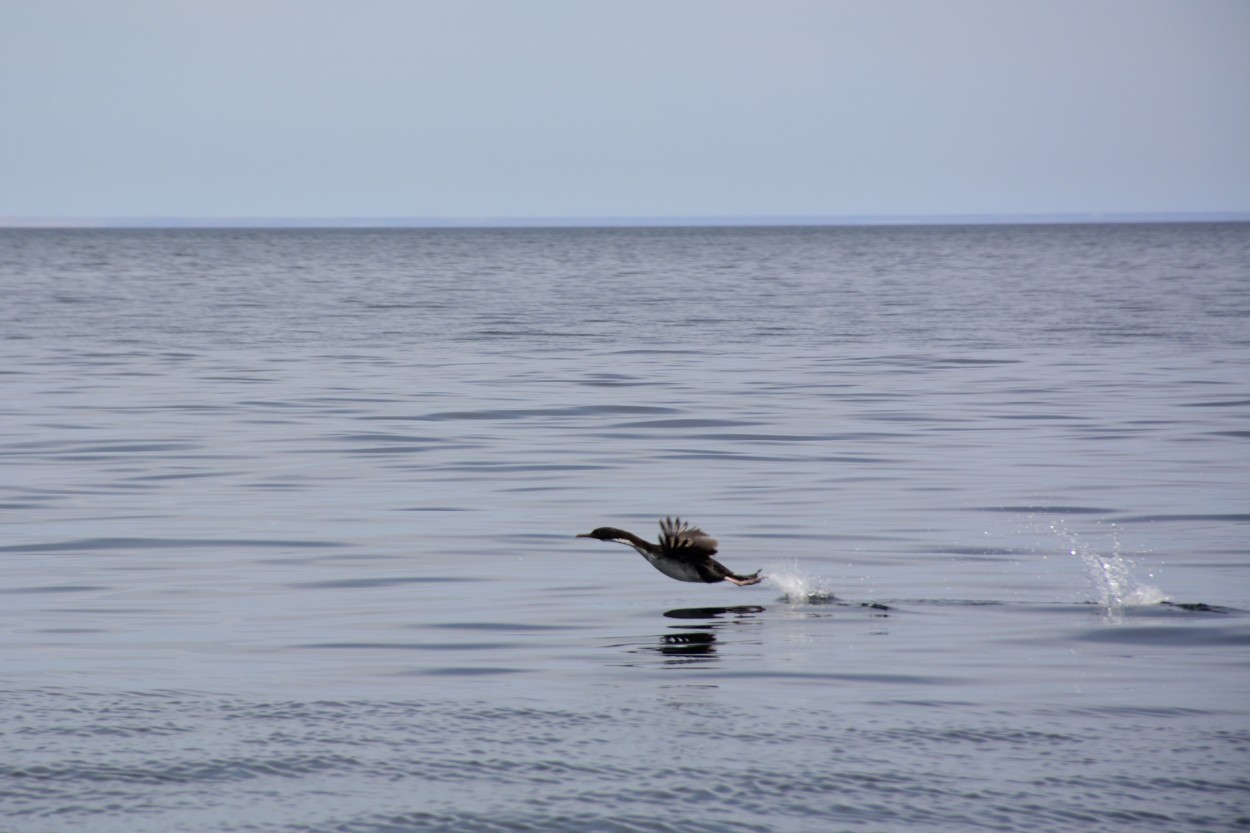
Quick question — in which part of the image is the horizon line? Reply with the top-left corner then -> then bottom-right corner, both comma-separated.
2,211 -> 1248,230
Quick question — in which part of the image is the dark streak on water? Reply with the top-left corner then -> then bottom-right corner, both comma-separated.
2,224 -> 1249,832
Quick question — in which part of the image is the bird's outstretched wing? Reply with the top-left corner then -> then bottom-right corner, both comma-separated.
658,516 -> 719,560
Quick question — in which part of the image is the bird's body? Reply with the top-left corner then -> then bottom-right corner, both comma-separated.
576,517 -> 763,586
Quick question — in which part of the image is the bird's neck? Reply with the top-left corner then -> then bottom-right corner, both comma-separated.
607,529 -> 659,555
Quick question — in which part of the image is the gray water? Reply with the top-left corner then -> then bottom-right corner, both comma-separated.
2,224 -> 1248,832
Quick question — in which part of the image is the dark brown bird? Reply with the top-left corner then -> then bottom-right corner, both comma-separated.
576,517 -> 763,586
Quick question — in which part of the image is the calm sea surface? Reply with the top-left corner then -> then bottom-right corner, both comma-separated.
2,224 -> 1249,832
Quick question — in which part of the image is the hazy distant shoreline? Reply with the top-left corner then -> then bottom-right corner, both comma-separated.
3,212 -> 1248,229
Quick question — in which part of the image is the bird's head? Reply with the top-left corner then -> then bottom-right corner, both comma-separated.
576,527 -> 623,542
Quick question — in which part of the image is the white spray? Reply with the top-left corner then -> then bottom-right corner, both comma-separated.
763,560 -> 836,604
1050,522 -> 1165,618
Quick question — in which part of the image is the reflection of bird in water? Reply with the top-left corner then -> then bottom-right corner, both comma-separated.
576,517 -> 763,586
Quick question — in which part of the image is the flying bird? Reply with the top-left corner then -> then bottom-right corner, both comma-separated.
576,517 -> 763,586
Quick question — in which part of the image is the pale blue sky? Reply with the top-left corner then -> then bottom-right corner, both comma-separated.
2,0 -> 1248,221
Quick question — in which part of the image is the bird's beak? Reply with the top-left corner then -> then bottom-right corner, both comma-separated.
575,533 -> 591,538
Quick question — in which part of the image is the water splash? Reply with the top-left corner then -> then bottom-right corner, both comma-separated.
1050,523 -> 1165,619
764,561 -> 835,604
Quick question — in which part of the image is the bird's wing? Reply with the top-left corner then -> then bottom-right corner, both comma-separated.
658,517 -> 719,560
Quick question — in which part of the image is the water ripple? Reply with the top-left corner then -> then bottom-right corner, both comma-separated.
0,537 -> 344,553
